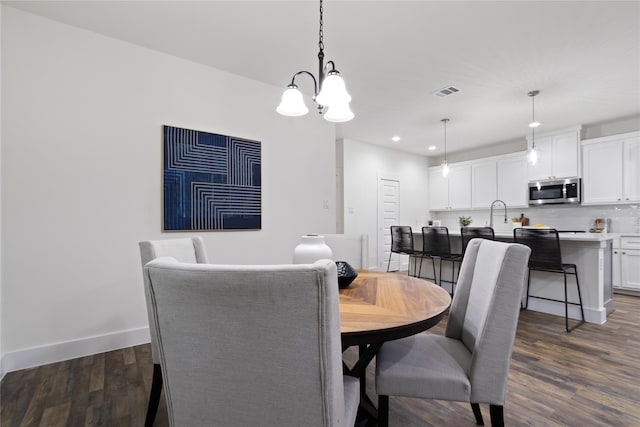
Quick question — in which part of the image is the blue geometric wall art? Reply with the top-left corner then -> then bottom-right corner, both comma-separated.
163,125 -> 261,231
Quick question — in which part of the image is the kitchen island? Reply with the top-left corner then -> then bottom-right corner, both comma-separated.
411,231 -> 615,324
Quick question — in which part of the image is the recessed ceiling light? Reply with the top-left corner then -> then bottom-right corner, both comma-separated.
428,146 -> 436,151
391,136 -> 401,142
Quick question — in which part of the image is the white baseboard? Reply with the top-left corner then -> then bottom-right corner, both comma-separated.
525,298 -> 606,324
1,327 -> 150,379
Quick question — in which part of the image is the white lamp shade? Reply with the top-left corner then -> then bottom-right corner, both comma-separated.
316,73 -> 352,107
528,147 -> 539,165
276,86 -> 309,116
441,161 -> 450,177
323,102 -> 354,123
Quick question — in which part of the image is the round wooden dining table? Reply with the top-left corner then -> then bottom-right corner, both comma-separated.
338,270 -> 452,425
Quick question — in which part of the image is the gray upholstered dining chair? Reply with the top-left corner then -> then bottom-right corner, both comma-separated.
376,239 -> 531,427
143,258 -> 359,427
139,237 -> 209,427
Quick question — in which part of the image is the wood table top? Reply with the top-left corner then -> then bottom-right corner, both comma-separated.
339,270 -> 452,347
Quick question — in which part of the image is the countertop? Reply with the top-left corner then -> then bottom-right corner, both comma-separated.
425,231 -> 620,242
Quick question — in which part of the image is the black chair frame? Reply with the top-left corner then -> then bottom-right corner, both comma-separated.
419,226 -> 461,295
514,228 -> 585,332
387,226 -> 421,276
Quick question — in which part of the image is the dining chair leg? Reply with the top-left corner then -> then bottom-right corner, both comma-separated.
489,404 -> 504,427
566,268 -> 586,333
145,363 -> 163,427
574,268 -> 586,321
522,269 -> 531,310
470,402 -> 484,425
450,259 -> 456,297
564,271 -> 570,333
386,251 -> 393,272
378,395 -> 389,427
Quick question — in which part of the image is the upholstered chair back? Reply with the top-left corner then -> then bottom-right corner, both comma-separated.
139,237 -> 208,363
444,238 -> 531,404
144,259 -> 350,426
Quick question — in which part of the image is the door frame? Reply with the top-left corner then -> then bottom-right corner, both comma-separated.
377,172 -> 401,270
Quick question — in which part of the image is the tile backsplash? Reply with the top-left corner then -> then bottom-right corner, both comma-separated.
431,204 -> 640,235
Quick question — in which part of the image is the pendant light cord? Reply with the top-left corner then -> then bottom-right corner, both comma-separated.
441,118 -> 449,162
531,94 -> 536,148
318,0 -> 324,53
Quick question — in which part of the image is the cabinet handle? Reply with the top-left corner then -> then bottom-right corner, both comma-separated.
626,198 -> 630,200
614,251 -> 618,254
618,198 -> 622,201
622,251 -> 627,255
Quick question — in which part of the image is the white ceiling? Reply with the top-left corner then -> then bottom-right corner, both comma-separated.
6,0 -> 640,156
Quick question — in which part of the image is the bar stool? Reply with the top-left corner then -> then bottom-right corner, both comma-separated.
461,226 -> 495,254
387,226 -> 421,276
420,226 -> 461,295
513,228 -> 585,332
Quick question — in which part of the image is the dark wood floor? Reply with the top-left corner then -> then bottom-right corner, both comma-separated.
2,294 -> 639,427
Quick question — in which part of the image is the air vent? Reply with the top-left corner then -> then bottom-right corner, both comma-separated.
432,85 -> 461,97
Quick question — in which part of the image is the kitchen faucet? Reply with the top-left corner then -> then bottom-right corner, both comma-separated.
489,199 -> 508,229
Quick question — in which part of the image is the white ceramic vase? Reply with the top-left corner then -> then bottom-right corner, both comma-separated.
293,235 -> 333,264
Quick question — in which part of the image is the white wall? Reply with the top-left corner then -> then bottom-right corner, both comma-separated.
583,115 -> 640,140
1,6 -> 336,373
340,138 -> 430,269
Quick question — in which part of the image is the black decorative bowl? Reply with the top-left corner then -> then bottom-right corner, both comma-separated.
336,261 -> 358,289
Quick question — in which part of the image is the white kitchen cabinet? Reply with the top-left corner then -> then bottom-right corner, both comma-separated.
527,127 -> 582,181
429,168 -> 449,210
620,237 -> 640,291
449,165 -> 472,209
623,136 -> 640,202
582,131 -> 640,205
612,238 -> 621,289
428,164 -> 471,210
497,154 -> 528,208
471,160 -> 497,208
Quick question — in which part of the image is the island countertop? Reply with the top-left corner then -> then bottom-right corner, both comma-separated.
442,230 -> 619,242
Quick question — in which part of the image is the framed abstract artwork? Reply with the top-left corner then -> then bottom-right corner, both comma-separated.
163,125 -> 261,231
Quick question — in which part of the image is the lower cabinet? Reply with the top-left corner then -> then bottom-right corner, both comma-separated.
614,236 -> 640,291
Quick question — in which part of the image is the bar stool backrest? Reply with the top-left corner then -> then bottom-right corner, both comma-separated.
422,226 -> 452,256
390,226 -> 414,254
513,228 -> 563,271
461,227 -> 495,255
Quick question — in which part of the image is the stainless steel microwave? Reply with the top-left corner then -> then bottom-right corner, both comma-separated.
528,178 -> 581,205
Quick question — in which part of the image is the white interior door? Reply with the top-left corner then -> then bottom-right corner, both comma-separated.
378,177 -> 400,270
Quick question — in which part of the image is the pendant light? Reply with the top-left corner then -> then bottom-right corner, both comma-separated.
441,118 -> 450,177
527,90 -> 540,165
276,0 -> 354,122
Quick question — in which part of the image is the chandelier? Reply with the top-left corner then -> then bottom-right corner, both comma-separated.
276,0 -> 354,122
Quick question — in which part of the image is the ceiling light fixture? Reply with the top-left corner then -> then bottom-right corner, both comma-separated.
276,0 -> 354,123
428,145 -> 436,151
392,136 -> 401,142
441,118 -> 450,177
527,90 -> 540,165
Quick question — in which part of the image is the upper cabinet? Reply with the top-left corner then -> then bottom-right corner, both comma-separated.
429,152 -> 528,211
582,131 -> 640,205
497,154 -> 528,208
527,126 -> 582,181
471,160 -> 497,208
429,164 -> 472,210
